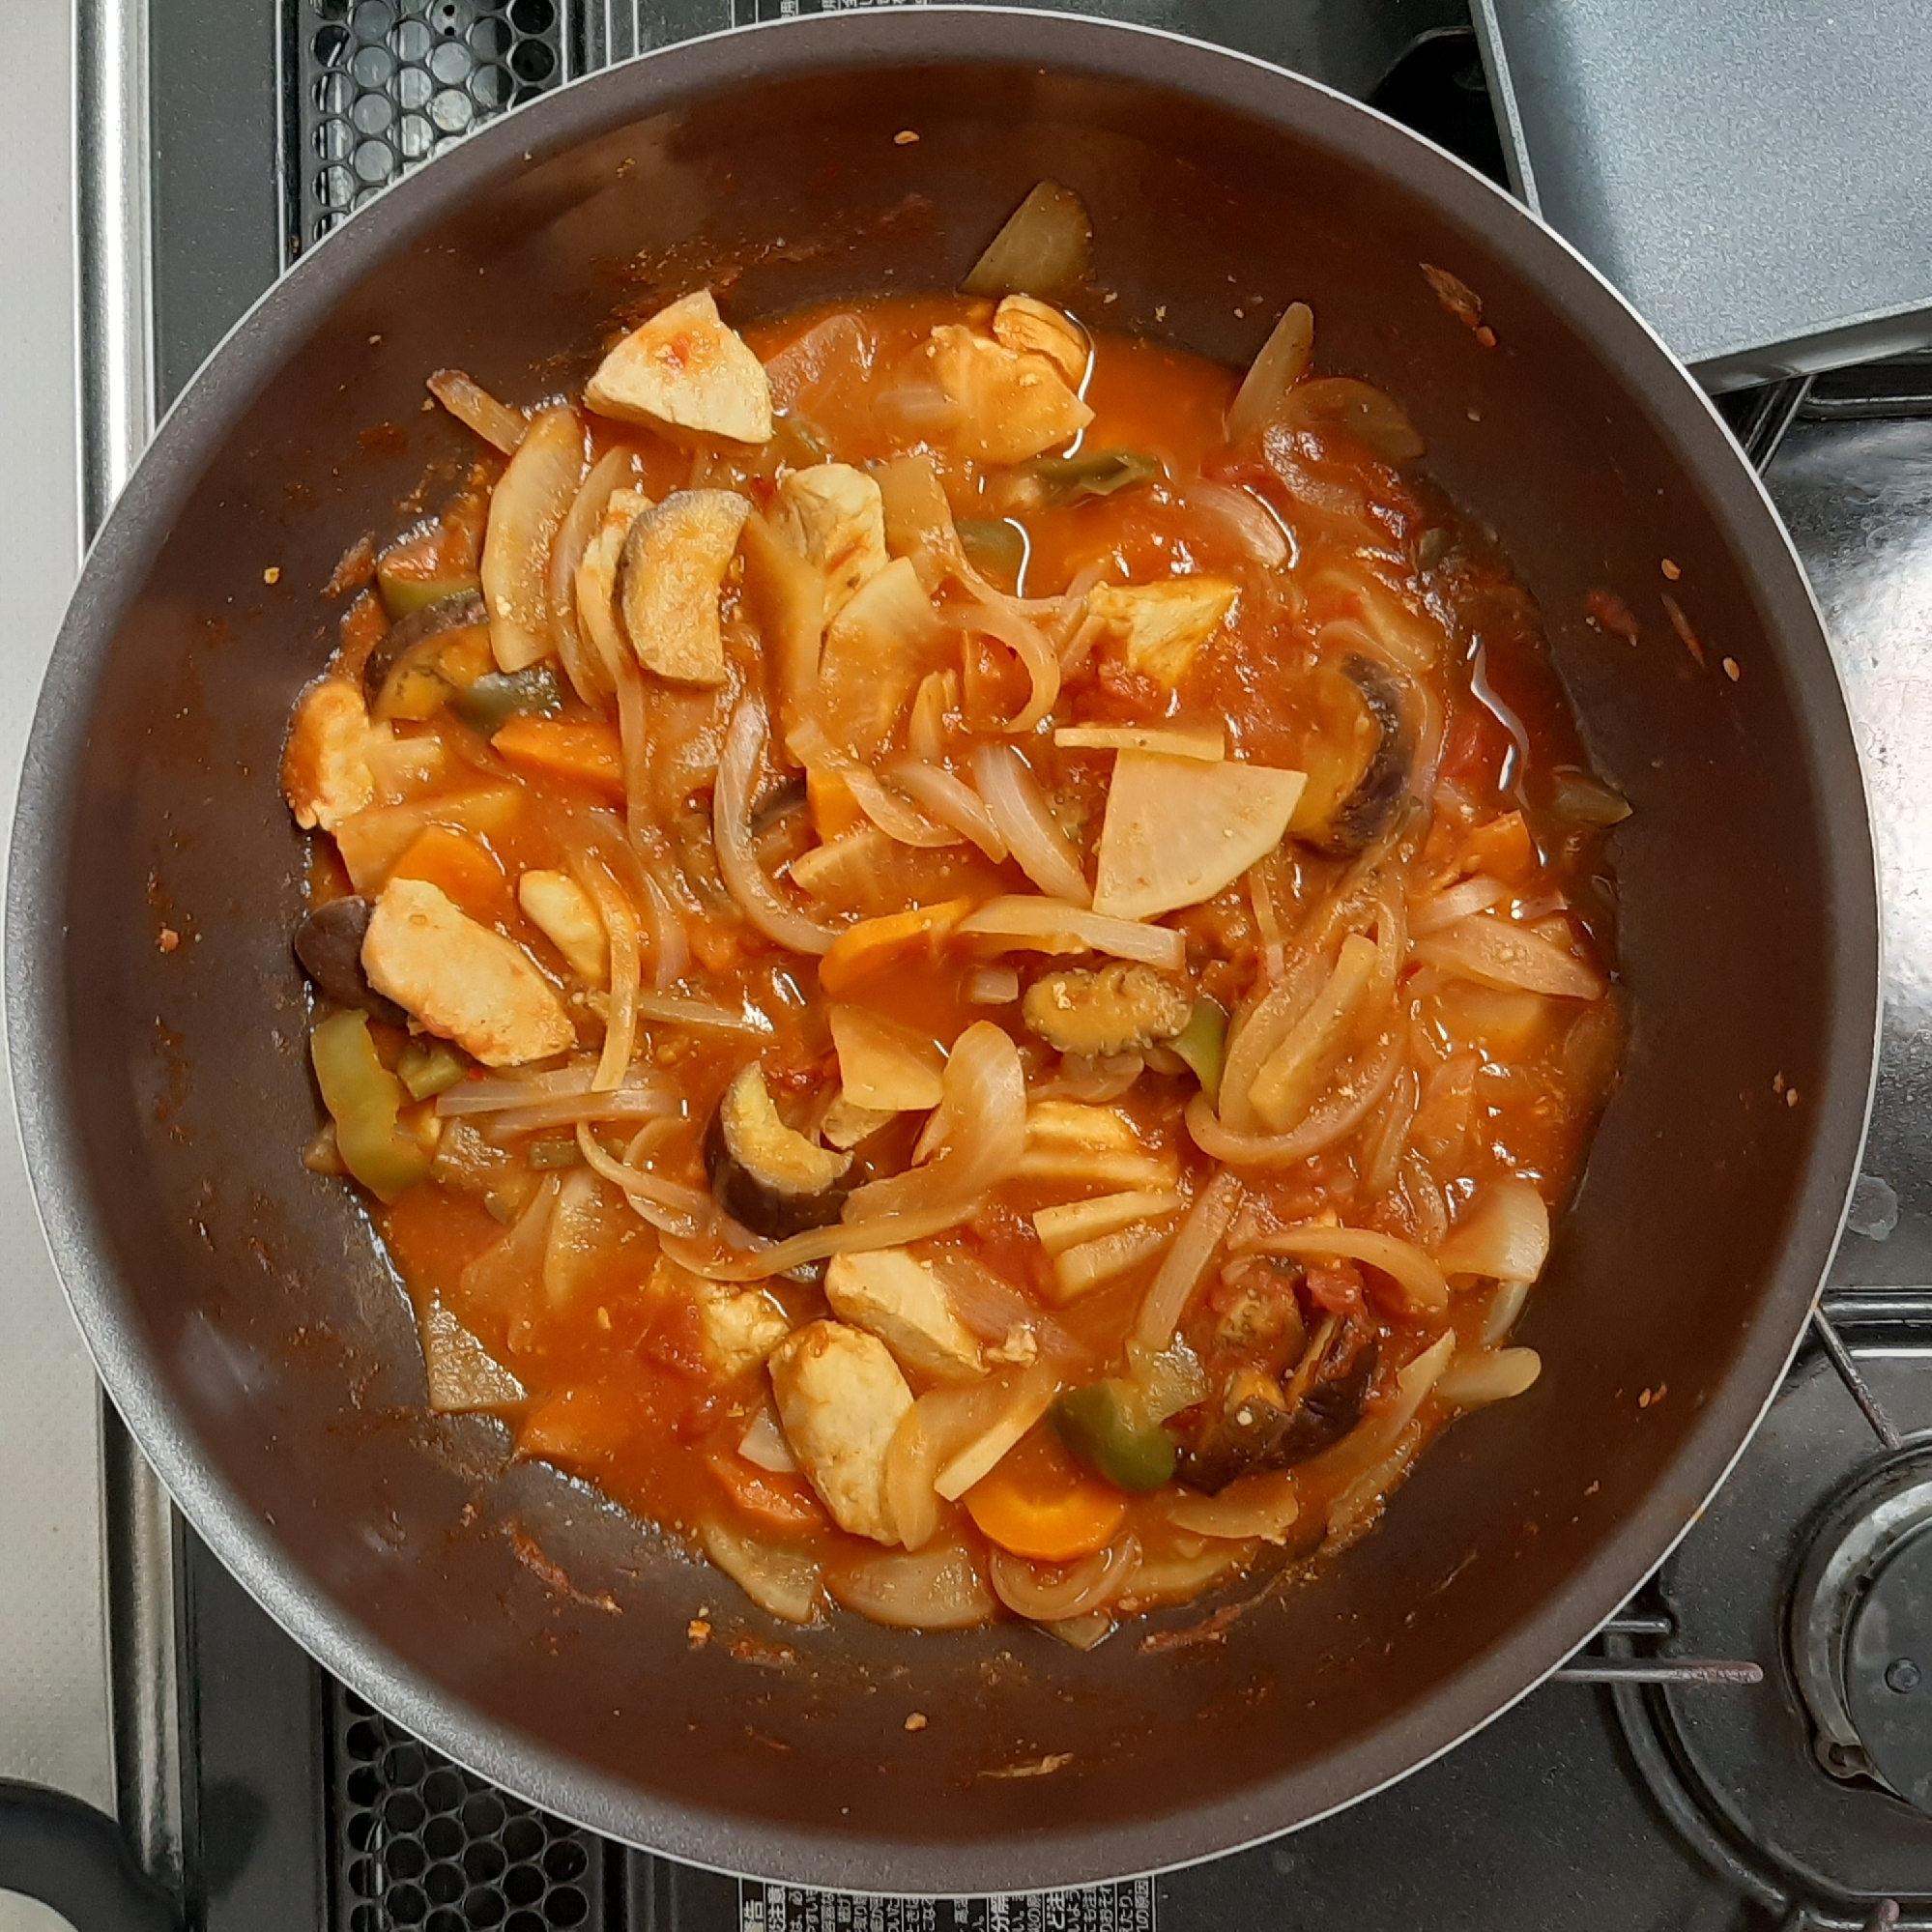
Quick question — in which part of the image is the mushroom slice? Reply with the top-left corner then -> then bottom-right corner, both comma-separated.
617,488 -> 751,686
706,1062 -> 853,1239
1022,963 -> 1193,1058
584,288 -> 774,445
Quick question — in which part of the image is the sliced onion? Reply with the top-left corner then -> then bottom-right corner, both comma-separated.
1436,1176 -> 1550,1283
934,1364 -> 1058,1500
572,852 -> 640,1092
548,446 -> 636,704
1184,480 -> 1291,567
632,991 -> 772,1034
737,1404 -> 797,1473
828,1545 -> 998,1629
439,1065 -> 669,1116
574,1122 -> 709,1233
478,1090 -> 672,1140
701,1519 -> 822,1625
638,867 -> 689,991
1410,875 -> 1509,937
1134,1168 -> 1242,1347
989,1537 -> 1139,1621
962,598 -> 1061,734
1358,1064 -> 1419,1197
665,1022 -> 1026,1282
843,764 -> 959,849
1217,952 -> 1324,1134
1043,1610 -> 1118,1651
1436,1345 -> 1542,1408
1482,1278 -> 1532,1345
958,896 -> 1183,970
1226,303 -> 1314,444
427,368 -> 528,453
1114,1538 -> 1254,1613
1416,912 -> 1605,999
884,756 -> 1007,859
966,965 -> 1021,1005
480,404 -> 586,672
1248,933 -> 1380,1134
1308,1329 -> 1456,1491
1185,1028 -> 1403,1168
1167,1471 -> 1301,1543
1035,1052 -> 1145,1105
1242,1224 -> 1449,1313
715,696 -> 843,956
971,744 -> 1089,903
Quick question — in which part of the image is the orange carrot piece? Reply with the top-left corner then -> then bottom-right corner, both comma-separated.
491,715 -> 625,799
807,766 -> 865,840
706,1449 -> 830,1535
1464,809 -> 1537,885
964,1430 -> 1127,1562
389,823 -> 510,923
818,897 -> 973,995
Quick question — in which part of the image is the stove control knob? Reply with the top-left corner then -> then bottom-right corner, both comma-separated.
1844,1526 -> 1932,1813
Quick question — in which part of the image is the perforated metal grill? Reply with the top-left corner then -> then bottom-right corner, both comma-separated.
292,0 -> 568,252
332,1687 -> 606,1931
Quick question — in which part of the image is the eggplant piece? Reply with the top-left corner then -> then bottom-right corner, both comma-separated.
360,590 -> 489,704
1295,654 -> 1412,856
1176,1312 -> 1380,1493
1021,962 -> 1193,1057
706,1062 -> 854,1240
293,896 -> 406,1024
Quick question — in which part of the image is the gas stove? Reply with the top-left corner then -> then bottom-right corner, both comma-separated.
6,4 -> 1932,1929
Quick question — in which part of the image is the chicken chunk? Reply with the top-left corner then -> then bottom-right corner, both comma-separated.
824,1249 -> 984,1382
584,288 -> 773,445
929,324 -> 1093,465
648,1254 -> 792,1382
1087,577 -> 1239,686
282,678 -> 389,832
768,1319 -> 913,1543
1023,963 -> 1194,1057
517,869 -> 607,985
361,877 -> 574,1066
772,463 -> 887,620
991,296 -> 1088,386
617,488 -> 751,685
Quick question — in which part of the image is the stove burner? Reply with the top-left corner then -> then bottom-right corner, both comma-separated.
1791,1450 -> 1932,1809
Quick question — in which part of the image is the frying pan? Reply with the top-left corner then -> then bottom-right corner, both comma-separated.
3,7 -> 1879,1897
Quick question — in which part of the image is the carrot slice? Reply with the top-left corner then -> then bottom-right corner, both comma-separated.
964,1427 -> 1127,1562
818,897 -> 973,995
1463,809 -> 1536,885
706,1448 -> 830,1535
808,766 -> 864,840
491,716 -> 625,799
389,823 -> 510,924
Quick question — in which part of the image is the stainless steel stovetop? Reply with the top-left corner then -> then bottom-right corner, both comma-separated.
8,4 -> 1932,1930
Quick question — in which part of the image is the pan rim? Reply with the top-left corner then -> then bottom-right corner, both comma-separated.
6,5 -> 1880,1892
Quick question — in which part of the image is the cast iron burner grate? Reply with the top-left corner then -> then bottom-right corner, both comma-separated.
290,0 -> 567,249
331,1686 -> 605,1932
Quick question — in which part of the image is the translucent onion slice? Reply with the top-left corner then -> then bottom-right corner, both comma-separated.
971,744 -> 1089,904
958,896 -> 1183,970
1415,912 -> 1605,1000
883,755 -> 1008,860
1306,1329 -> 1456,1493
715,696 -> 843,956
427,368 -> 528,453
828,1545 -> 998,1629
573,1122 -> 709,1224
1410,875 -> 1509,937
478,1090 -> 671,1140
962,597 -> 1061,733
1166,1470 -> 1301,1543
1134,1168 -> 1242,1347
701,1519 -> 822,1625
988,1537 -> 1140,1621
480,404 -> 586,671
1184,1029 -> 1403,1168
547,446 -> 636,703
1241,1224 -> 1449,1313
438,1065 -> 670,1116
572,852 -> 640,1092
843,764 -> 959,849
1226,303 -> 1313,444
1182,480 -> 1291,567
631,991 -> 773,1034
1435,1346 -> 1542,1408
1435,1176 -> 1551,1283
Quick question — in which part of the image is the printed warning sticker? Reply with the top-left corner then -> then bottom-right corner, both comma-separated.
736,1880 -> 1158,1931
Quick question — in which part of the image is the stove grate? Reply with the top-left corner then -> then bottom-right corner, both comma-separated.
329,1683 -> 606,1932
288,0 -> 569,254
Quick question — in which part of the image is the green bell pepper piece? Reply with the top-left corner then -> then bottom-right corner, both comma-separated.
1027,447 -> 1162,505
1169,996 -> 1228,1106
376,567 -> 483,621
396,1036 -> 469,1101
956,517 -> 1028,590
1053,1380 -> 1176,1493
310,1010 -> 432,1203
450,664 -> 565,736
